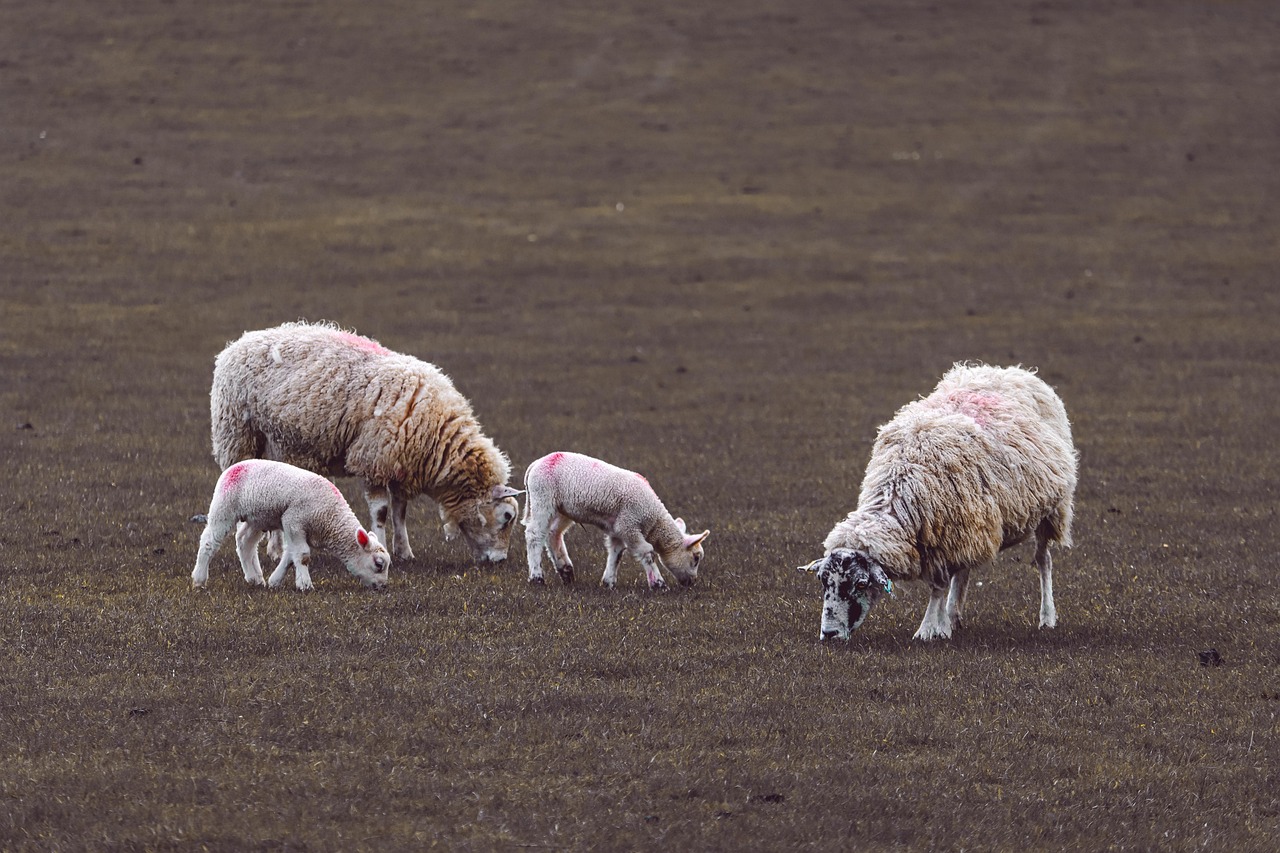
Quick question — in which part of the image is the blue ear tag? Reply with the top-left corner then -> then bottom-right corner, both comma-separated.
885,579 -> 893,595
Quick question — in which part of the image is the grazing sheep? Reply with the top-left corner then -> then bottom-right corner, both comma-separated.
191,459 -> 390,591
800,363 -> 1077,641
523,451 -> 710,590
210,321 -> 523,565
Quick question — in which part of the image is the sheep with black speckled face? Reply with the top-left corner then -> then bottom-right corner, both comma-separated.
523,451 -> 710,590
800,363 -> 1078,641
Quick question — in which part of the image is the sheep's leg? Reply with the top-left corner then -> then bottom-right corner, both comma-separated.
600,535 -> 625,589
945,566 -> 972,630
191,515 -> 236,589
524,515 -> 549,584
1034,534 -> 1057,629
914,585 -> 953,640
389,486 -> 414,561
266,545 -> 292,589
626,538 -> 667,591
364,484 -> 392,551
265,530 -> 284,562
234,523 -> 268,586
547,515 -> 575,584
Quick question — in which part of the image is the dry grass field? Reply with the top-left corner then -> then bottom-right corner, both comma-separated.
3,0 -> 1279,849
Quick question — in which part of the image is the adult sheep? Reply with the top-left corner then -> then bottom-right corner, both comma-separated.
799,363 -> 1078,641
210,321 -> 522,564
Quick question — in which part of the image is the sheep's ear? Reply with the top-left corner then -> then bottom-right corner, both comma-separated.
491,484 -> 524,502
357,529 -> 370,548
683,529 -> 709,549
674,517 -> 687,533
871,565 -> 893,595
797,557 -> 824,574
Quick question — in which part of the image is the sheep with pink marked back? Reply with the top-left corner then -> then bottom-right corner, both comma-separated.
523,452 -> 710,590
800,363 -> 1078,641
209,322 -> 522,566
192,459 -> 390,590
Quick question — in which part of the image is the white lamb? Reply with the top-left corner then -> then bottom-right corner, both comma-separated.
522,451 -> 710,590
800,363 -> 1078,641
191,459 -> 390,591
210,322 -> 523,565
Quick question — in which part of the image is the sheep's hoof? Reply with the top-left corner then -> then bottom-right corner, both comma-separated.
529,575 -> 546,585
600,579 -> 616,590
556,566 -> 575,584
650,580 -> 669,592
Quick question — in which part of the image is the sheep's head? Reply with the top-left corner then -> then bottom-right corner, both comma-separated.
443,485 -> 523,563
799,549 -> 893,641
349,528 -> 391,589
663,518 -> 710,587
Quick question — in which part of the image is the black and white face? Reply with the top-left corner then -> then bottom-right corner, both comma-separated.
802,549 -> 893,641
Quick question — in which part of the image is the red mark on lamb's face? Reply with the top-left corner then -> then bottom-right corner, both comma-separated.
334,330 -> 390,356
221,462 -> 249,491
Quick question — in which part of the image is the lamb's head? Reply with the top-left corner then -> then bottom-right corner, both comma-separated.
799,549 -> 893,641
662,518 -> 710,587
441,485 -> 524,563
348,528 -> 391,589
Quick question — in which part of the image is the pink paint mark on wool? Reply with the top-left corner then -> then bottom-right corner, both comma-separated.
328,480 -> 343,499
335,330 -> 390,356
543,452 -> 566,474
940,389 -> 1003,428
221,462 -> 250,492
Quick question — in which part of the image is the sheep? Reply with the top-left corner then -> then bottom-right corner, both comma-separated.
209,321 -> 523,566
799,363 -> 1077,641
522,451 -> 710,590
191,459 -> 390,590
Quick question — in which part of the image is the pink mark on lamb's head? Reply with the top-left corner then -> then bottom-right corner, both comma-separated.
221,462 -> 250,492
334,330 -> 390,356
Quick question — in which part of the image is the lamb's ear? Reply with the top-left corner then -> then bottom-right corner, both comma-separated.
357,529 -> 370,548
674,517 -> 687,533
491,484 -> 524,502
683,529 -> 709,549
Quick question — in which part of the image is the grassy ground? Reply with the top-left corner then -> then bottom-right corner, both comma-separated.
2,0 -> 1279,849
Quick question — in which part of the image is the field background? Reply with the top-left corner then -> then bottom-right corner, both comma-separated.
3,0 -> 1279,849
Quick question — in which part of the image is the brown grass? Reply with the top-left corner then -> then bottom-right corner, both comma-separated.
3,0 -> 1279,849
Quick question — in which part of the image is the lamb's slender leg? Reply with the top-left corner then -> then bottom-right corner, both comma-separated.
600,535 -> 625,589
389,485 -> 414,561
627,538 -> 667,591
1034,534 -> 1057,628
547,515 -> 575,583
946,566 -> 972,630
524,515 -> 549,584
265,530 -> 284,561
191,515 -> 235,589
365,484 -> 392,551
914,585 -> 952,640
234,523 -> 267,586
267,545 -> 292,589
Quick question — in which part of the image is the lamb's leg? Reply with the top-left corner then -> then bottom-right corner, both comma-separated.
627,538 -> 667,591
267,546 -> 292,589
914,585 -> 952,640
265,530 -> 284,561
600,535 -> 625,589
389,486 -> 414,561
547,515 -> 575,584
191,515 -> 235,589
365,484 -> 392,551
1034,534 -> 1057,629
945,566 -> 972,630
234,523 -> 268,586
